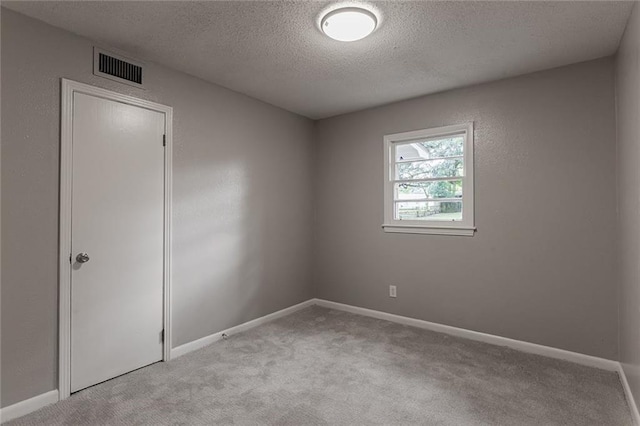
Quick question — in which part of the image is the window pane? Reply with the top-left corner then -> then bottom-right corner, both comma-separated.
394,180 -> 462,201
395,201 -> 463,221
395,135 -> 464,161
396,158 -> 463,180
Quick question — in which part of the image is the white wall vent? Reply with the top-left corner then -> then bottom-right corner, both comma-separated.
93,48 -> 145,88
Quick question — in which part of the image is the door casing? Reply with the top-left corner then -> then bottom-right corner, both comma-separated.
59,78 -> 173,400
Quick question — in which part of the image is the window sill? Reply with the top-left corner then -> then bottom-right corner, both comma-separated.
382,224 -> 476,236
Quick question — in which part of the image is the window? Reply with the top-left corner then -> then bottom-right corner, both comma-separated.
383,123 -> 475,236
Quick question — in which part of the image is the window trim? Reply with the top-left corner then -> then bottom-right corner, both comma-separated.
382,123 -> 475,236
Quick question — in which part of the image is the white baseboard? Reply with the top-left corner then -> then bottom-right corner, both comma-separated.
313,298 -> 619,372
618,364 -> 640,425
170,299 -> 316,358
0,390 -> 59,424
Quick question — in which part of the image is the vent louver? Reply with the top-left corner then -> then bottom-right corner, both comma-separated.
93,48 -> 144,88
98,53 -> 142,84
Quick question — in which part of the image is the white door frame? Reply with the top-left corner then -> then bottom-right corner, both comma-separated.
59,79 -> 173,400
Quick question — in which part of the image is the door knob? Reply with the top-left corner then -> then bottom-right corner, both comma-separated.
76,253 -> 90,263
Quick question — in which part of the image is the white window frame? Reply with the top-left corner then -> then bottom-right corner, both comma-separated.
382,123 -> 475,236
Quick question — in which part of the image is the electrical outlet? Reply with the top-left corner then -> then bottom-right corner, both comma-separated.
389,285 -> 397,298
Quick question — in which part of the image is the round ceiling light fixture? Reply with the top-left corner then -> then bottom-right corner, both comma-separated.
321,7 -> 377,42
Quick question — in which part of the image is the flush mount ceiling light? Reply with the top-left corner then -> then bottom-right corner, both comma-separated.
321,7 -> 377,42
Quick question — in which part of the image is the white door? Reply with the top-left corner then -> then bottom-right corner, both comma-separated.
70,92 -> 165,392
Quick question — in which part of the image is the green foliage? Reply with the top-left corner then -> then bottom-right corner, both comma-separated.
396,137 -> 464,199
396,137 -> 463,162
395,137 -> 464,219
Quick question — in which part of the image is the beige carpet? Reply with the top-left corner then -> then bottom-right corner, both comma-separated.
7,306 -> 632,425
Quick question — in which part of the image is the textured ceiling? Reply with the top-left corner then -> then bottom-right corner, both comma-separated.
3,1 -> 634,119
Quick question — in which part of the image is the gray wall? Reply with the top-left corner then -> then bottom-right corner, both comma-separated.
313,58 -> 618,360
1,9 -> 314,407
616,2 -> 640,411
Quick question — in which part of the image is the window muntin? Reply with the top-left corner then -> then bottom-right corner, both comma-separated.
383,123 -> 474,236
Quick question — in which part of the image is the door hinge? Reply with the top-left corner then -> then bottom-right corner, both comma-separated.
69,254 -> 72,263
161,329 -> 165,342
162,134 -> 166,147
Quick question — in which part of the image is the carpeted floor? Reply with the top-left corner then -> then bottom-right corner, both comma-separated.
7,306 -> 632,425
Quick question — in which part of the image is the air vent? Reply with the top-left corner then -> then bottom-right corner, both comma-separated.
93,48 -> 144,88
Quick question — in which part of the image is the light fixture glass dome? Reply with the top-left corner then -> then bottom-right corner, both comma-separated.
321,7 -> 377,42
